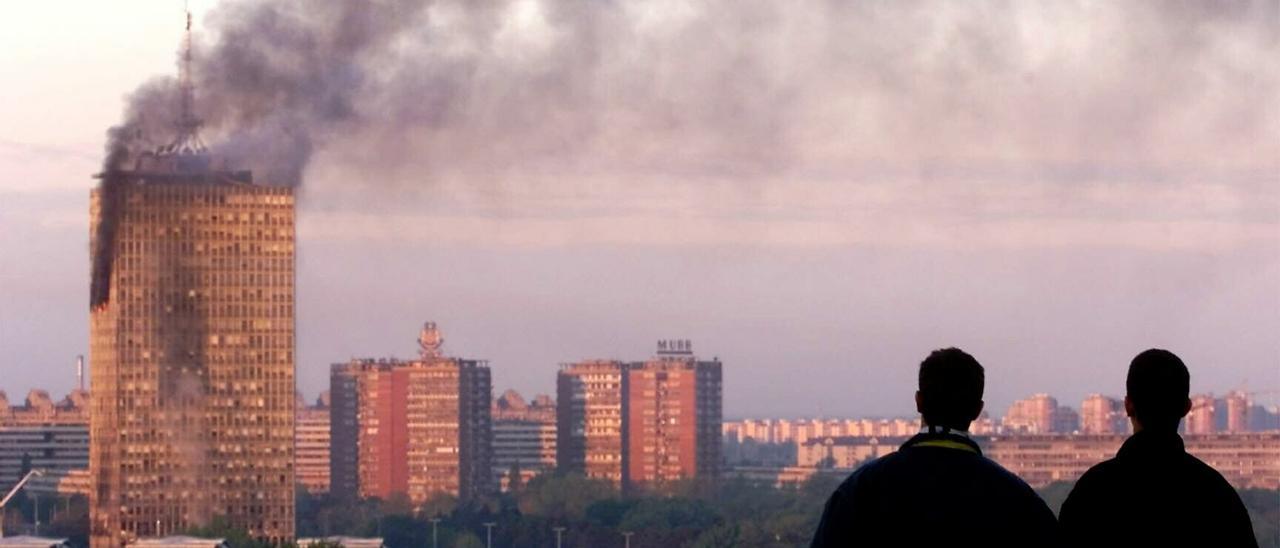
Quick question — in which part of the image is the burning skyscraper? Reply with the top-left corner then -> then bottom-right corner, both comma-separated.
89,11 -> 295,546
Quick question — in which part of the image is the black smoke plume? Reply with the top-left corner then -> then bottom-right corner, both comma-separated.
91,0 -> 1277,308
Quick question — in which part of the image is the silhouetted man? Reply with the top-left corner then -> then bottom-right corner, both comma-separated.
810,348 -> 1058,547
1059,349 -> 1257,547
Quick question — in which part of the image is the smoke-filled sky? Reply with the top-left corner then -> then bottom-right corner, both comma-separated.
1,1 -> 1277,418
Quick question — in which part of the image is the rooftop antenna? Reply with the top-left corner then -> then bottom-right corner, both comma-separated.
76,355 -> 85,392
159,1 -> 208,157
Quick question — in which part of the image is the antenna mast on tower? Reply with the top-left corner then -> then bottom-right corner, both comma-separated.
159,4 -> 208,156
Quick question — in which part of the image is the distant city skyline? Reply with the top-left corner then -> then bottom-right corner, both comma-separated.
2,2 -> 1277,419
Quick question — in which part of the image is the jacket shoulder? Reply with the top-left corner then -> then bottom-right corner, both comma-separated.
834,451 -> 898,491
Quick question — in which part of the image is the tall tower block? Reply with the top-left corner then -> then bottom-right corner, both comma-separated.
88,10 -> 296,546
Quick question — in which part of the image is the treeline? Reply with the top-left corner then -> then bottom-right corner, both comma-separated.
293,474 -> 1279,548
296,473 -> 839,547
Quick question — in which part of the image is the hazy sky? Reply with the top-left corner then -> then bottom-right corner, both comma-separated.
1,1 -> 1277,418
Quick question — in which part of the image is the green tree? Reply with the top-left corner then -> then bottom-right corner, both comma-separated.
518,473 -> 618,521
692,524 -> 741,548
453,532 -> 485,548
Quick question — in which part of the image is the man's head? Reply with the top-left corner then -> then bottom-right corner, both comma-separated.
916,348 -> 985,431
1125,348 -> 1192,432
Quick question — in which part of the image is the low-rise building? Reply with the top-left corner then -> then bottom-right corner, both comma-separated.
797,436 -> 909,469
492,390 -> 556,490
984,432 -> 1280,489
0,390 -> 89,496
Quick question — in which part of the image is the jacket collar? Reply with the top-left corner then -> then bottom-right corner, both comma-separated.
1116,429 -> 1186,460
902,430 -> 983,456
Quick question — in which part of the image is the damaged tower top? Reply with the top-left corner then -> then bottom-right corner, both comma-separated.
155,10 -> 208,159
108,7 -> 252,183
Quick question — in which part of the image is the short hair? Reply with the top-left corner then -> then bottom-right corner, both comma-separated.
918,348 -> 984,428
1126,349 -> 1190,431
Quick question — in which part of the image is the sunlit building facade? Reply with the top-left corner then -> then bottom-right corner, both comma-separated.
296,392 -> 331,494
624,341 -> 722,491
556,360 -> 627,485
1080,394 -> 1129,435
1185,394 -> 1217,435
89,165 -> 296,545
1003,394 -> 1077,434
329,323 -> 493,504
557,341 -> 724,491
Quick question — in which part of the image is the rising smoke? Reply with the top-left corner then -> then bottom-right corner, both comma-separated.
109,0 -> 1278,184
91,0 -> 1277,306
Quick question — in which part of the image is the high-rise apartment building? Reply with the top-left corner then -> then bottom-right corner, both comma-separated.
88,147 -> 296,543
492,390 -> 556,490
1003,394 -> 1066,434
1185,394 -> 1217,435
1223,391 -> 1251,433
625,341 -> 722,491
557,360 -> 627,485
1080,394 -> 1129,435
556,341 -> 724,491
296,392 -> 331,494
329,323 -> 492,504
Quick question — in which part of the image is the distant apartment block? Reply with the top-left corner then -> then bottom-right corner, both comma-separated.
796,436 -> 909,469
723,417 -> 931,468
0,390 -> 90,496
781,431 -> 1278,490
557,360 -> 626,485
1003,394 -> 1077,434
557,340 -> 724,491
296,392 -> 331,494
985,433 -> 1280,489
723,417 -> 923,446
1185,394 -> 1217,435
1223,391 -> 1250,433
1079,394 -> 1129,435
329,323 -> 493,504
625,341 -> 722,490
491,390 -> 556,490
1182,392 -> 1280,435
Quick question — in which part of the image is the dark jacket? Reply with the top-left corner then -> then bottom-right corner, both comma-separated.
810,431 -> 1059,547
1059,430 -> 1257,547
